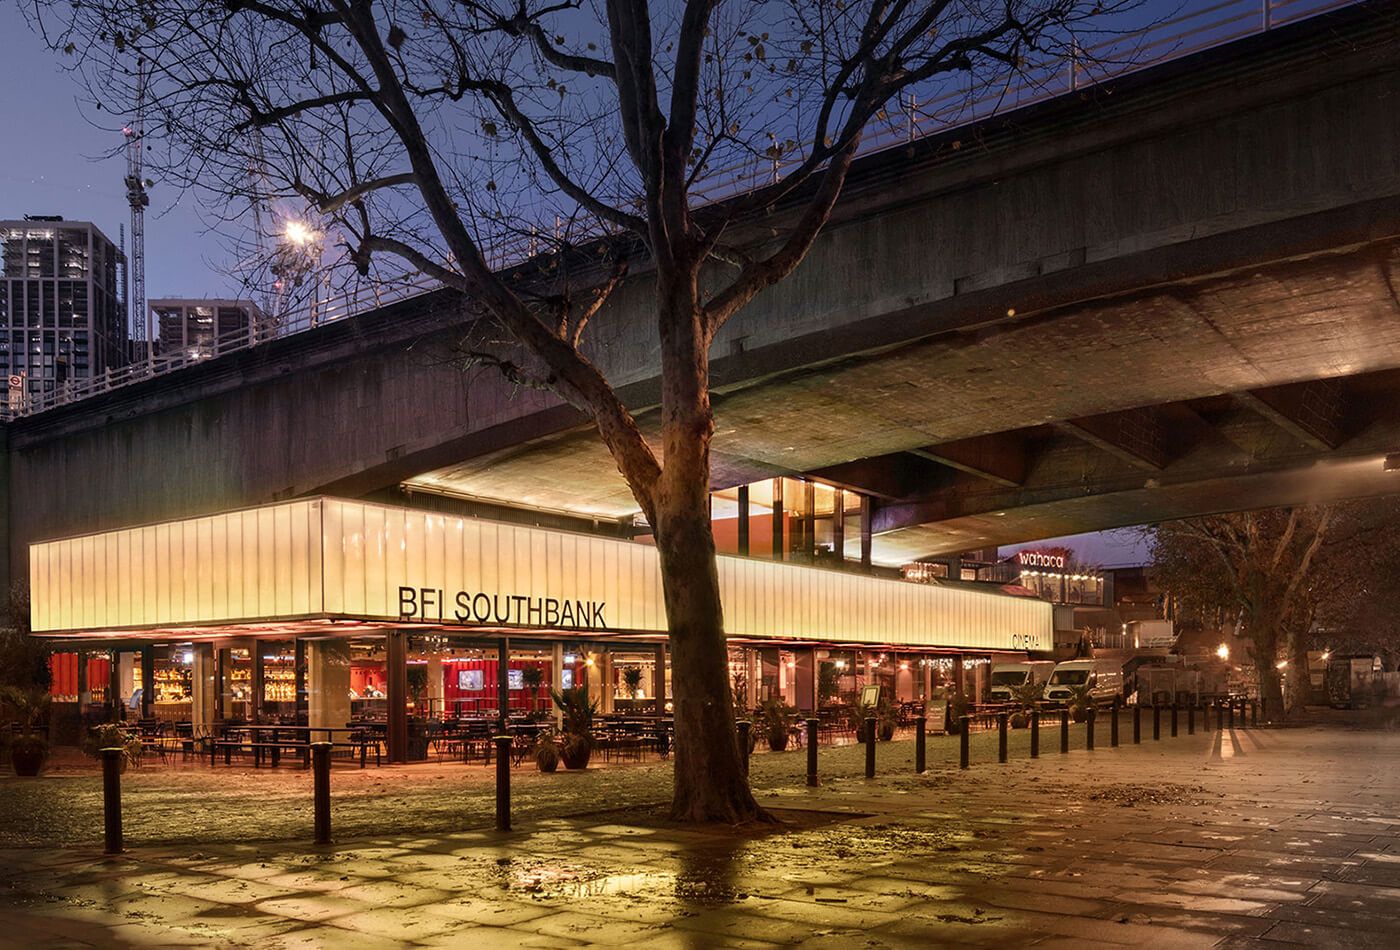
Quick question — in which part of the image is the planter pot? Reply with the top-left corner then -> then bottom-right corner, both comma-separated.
878,723 -> 895,742
1071,708 -> 1088,724
1010,713 -> 1029,730
561,741 -> 592,770
767,732 -> 789,753
11,745 -> 46,777
536,752 -> 560,773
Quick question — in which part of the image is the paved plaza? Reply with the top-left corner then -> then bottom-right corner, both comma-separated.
3,721 -> 1400,947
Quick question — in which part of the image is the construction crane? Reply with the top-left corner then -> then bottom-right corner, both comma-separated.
123,57 -> 151,361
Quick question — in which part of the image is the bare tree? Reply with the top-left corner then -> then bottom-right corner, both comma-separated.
31,0 -> 1138,821
1151,500 -> 1400,717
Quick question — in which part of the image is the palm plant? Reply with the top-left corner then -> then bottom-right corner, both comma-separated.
550,686 -> 597,769
1067,683 -> 1095,723
3,686 -> 51,776
1010,681 -> 1042,729
757,698 -> 794,752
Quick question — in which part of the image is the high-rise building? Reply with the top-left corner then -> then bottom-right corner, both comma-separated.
149,298 -> 268,360
0,217 -> 128,401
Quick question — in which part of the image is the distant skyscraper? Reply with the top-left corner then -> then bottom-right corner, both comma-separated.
0,217 -> 128,401
149,299 -> 268,360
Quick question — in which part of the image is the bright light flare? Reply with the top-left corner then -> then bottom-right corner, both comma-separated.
284,220 -> 316,246
1216,643 -> 1230,660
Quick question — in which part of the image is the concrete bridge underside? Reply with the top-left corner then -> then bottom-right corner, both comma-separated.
3,5 -> 1399,579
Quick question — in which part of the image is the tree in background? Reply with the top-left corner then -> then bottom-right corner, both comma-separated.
1150,499 -> 1400,716
31,0 -> 1140,822
0,581 -> 50,692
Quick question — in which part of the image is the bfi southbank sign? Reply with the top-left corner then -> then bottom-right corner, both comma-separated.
398,586 -> 606,629
29,497 -> 1052,652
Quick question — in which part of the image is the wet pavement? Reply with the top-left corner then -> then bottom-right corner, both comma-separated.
2,722 -> 1399,947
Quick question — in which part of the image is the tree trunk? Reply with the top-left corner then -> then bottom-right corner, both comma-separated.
649,285 -> 767,823
656,504 -> 767,823
1250,622 -> 1285,721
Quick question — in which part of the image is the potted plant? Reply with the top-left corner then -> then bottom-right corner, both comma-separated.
1010,681 -> 1041,729
3,686 -> 51,777
757,698 -> 793,752
533,731 -> 560,772
945,691 -> 971,735
1067,684 -> 1094,723
622,666 -> 643,700
83,721 -> 142,772
522,666 -> 544,712
876,697 -> 900,741
550,686 -> 596,769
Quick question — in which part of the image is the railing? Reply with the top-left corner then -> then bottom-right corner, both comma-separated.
0,0 -> 1361,421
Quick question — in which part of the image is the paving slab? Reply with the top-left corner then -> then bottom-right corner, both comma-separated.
5,724 -> 1400,947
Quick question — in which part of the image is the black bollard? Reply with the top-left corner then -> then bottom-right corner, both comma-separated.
998,713 -> 1008,763
1086,706 -> 1096,751
1215,701 -> 1223,732
959,718 -> 970,769
1059,709 -> 1069,754
494,735 -> 512,832
915,715 -> 927,774
1110,699 -> 1120,748
1171,703 -> 1178,738
737,720 -> 752,776
1133,704 -> 1141,744
1251,700 -> 1258,727
101,747 -> 123,855
1030,708 -> 1040,758
1202,702 -> 1211,732
311,741 -> 332,845
806,718 -> 819,787
1227,702 -> 1235,731
1152,704 -> 1161,741
864,717 -> 877,779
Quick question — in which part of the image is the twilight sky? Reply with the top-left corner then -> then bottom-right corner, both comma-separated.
0,5 -> 241,301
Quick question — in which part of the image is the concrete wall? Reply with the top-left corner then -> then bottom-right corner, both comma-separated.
2,12 -> 1398,589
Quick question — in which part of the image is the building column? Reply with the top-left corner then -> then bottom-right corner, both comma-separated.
109,649 -> 122,721
832,489 -> 845,564
551,642 -> 565,726
802,481 -> 816,561
772,478 -> 785,560
653,644 -> 667,714
795,648 -> 817,712
426,653 -> 444,719
953,655 -> 965,697
737,486 -> 750,557
140,646 -> 154,720
497,638 -> 511,727
214,647 -> 227,722
922,656 -> 933,705
252,646 -> 266,722
599,649 -> 614,714
76,649 -> 89,709
307,639 -> 350,741
192,643 -> 216,734
387,630 -> 409,763
294,639 -> 308,725
860,496 -> 873,570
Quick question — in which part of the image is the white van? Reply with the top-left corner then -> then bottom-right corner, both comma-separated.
989,661 -> 1057,703
1043,659 -> 1124,707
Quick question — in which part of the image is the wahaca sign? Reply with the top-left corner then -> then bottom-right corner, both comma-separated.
398,586 -> 606,629
1017,550 -> 1067,570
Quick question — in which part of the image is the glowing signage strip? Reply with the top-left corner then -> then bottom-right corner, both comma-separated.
30,497 -> 1051,651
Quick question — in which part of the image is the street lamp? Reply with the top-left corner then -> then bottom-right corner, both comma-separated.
1216,643 -> 1229,660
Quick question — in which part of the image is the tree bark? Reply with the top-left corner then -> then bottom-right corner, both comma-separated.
657,505 -> 766,823
650,285 -> 767,823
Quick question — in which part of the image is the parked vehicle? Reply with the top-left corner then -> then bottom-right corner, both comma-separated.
1043,659 -> 1124,707
989,661 -> 1057,703
1326,655 -> 1384,709
1135,665 -> 1200,706
1127,619 -> 1176,649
